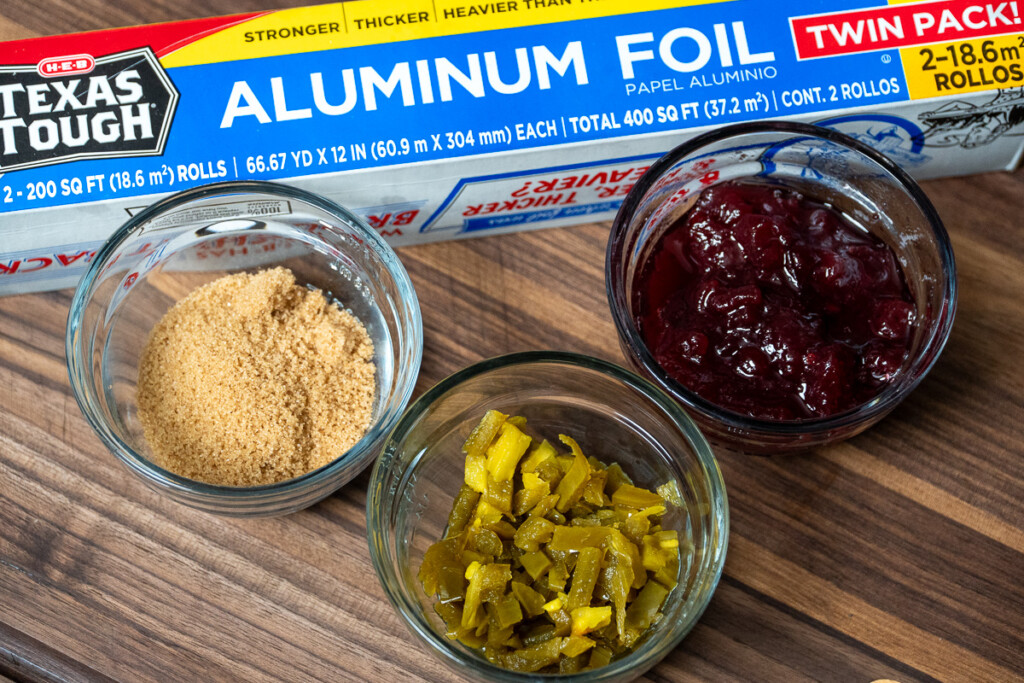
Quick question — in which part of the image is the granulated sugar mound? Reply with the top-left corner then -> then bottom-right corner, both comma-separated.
137,267 -> 376,486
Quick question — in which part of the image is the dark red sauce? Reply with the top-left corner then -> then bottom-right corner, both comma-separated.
635,180 -> 916,421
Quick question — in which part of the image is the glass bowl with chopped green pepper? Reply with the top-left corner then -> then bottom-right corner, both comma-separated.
367,351 -> 728,681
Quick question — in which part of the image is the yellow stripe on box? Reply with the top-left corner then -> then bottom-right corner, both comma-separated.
160,0 -> 731,68
901,33 -> 1024,99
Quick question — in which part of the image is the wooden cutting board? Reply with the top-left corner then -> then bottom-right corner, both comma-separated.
2,2 -> 1023,681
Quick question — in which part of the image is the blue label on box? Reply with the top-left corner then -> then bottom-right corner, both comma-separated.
0,0 -> 909,214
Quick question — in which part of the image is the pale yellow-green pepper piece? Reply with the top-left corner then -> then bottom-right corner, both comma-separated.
523,472 -> 548,491
582,470 -> 609,507
513,515 -> 556,552
466,526 -> 503,559
548,525 -> 612,551
519,550 -> 553,581
603,529 -> 638,638
520,622 -> 557,647
513,472 -> 551,516
588,645 -> 613,669
521,439 -> 557,474
463,409 -> 507,458
622,504 -> 665,546
548,561 -> 569,593
492,592 -> 524,629
462,563 -> 511,629
486,422 -> 533,481
657,479 -> 685,508
625,580 -> 669,632
566,546 -> 605,611
527,493 -> 559,520
570,605 -> 612,636
483,474 -> 513,516
561,635 -> 596,658
611,483 -> 665,509
604,462 -> 633,494
474,499 -> 505,526
482,519 -> 517,540
502,637 -> 562,673
641,534 -> 668,573
445,484 -> 481,538
464,453 -> 487,494
554,435 -> 592,512
510,580 -> 547,617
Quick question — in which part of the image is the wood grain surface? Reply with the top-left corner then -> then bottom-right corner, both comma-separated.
1,3 -> 1023,682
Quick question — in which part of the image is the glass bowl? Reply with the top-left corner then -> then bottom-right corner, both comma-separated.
367,351 -> 728,682
66,180 -> 423,516
606,121 -> 957,454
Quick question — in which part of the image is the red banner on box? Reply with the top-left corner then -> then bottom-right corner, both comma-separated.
790,0 -> 1023,59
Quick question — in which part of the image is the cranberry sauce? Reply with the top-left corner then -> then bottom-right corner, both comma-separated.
634,180 -> 916,421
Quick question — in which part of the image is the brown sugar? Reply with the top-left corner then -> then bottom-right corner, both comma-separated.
136,267 -> 376,486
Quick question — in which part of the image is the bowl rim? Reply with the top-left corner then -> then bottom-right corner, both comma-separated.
65,179 -> 423,501
366,350 -> 729,681
605,120 -> 958,435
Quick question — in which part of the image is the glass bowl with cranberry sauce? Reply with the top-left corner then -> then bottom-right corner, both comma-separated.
606,122 -> 956,454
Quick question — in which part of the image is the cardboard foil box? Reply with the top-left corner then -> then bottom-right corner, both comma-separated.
1,0 -> 1022,294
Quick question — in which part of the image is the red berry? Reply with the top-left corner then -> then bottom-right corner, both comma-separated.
861,341 -> 905,385
734,346 -> 771,379
872,299 -> 917,340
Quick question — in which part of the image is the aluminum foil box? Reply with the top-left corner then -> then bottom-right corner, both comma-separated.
1,0 -> 1022,294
